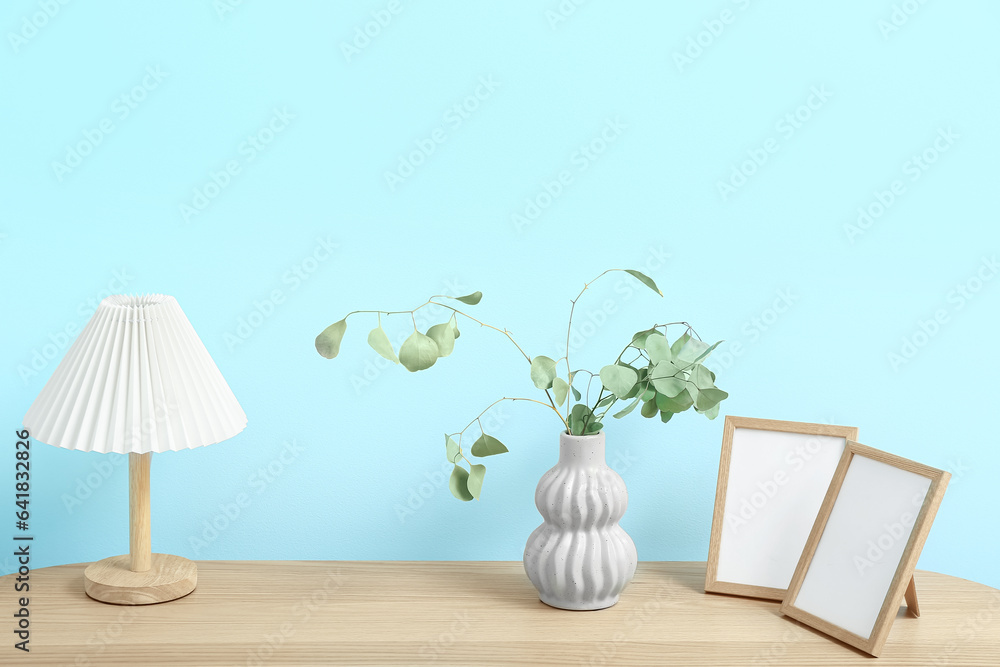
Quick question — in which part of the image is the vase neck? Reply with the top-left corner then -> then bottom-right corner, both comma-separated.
558,432 -> 606,466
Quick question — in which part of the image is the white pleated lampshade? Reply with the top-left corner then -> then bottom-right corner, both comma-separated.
24,294 -> 247,454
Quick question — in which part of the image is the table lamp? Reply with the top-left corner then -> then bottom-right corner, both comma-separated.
23,294 -> 247,605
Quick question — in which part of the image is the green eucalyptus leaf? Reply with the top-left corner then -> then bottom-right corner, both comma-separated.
650,360 -> 687,396
445,435 -> 461,463
399,331 -> 439,372
670,331 -> 691,358
599,364 -> 638,398
612,398 -> 641,419
691,340 -> 722,364
567,413 -> 579,435
624,379 -> 647,400
654,358 -> 693,381
449,465 -> 473,501
426,321 -> 457,357
467,464 -> 486,499
571,386 -> 582,401
631,328 -> 665,349
367,326 -> 399,364
570,404 -> 593,434
641,398 -> 659,418
315,319 -> 347,359
695,387 -> 729,411
686,384 -> 700,408
625,269 -> 663,296
645,335 -> 672,364
596,395 -> 615,408
660,410 -> 674,424
704,403 -> 721,420
585,421 -> 603,434
652,375 -> 686,397
452,291 -> 482,305
471,434 -> 508,457
641,387 -> 656,402
657,388 -> 694,413
675,388 -> 696,410
690,364 -> 715,390
677,338 -> 711,364
552,378 -> 569,406
530,355 -> 558,390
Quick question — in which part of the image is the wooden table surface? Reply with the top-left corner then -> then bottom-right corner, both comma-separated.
4,560 -> 999,666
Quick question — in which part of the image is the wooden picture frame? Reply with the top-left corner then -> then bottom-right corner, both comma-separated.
705,416 -> 859,600
780,441 -> 950,657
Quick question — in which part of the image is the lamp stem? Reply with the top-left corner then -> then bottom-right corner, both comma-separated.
129,452 -> 152,572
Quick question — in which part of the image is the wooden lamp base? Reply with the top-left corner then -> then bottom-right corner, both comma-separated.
84,553 -> 197,605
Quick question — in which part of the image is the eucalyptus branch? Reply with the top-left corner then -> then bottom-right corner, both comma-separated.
315,268 -> 726,503
589,336 -> 638,419
344,296 -> 565,424
591,322 -> 700,423
564,269 -> 616,380
345,298 -> 534,364
450,396 -> 568,440
427,303 -> 565,420
428,300 -> 533,364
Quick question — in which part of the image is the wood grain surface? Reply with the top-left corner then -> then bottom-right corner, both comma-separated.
83,553 -> 197,605
3,561 -> 998,666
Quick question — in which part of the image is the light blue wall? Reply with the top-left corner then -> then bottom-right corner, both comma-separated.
2,1 -> 997,590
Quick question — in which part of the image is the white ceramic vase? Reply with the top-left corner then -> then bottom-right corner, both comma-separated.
523,431 -> 637,610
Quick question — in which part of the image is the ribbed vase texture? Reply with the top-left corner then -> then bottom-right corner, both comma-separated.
523,431 -> 637,610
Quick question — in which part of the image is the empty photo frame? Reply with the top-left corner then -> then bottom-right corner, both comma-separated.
781,442 -> 949,657
705,416 -> 859,599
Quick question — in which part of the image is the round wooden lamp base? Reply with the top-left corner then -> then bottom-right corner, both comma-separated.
84,553 -> 197,605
